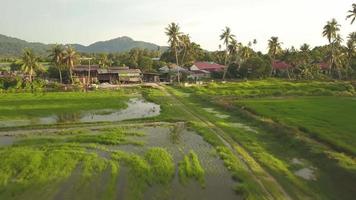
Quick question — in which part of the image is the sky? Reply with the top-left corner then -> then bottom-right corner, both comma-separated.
0,0 -> 355,52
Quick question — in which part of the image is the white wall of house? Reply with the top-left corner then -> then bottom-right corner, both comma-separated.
190,65 -> 200,71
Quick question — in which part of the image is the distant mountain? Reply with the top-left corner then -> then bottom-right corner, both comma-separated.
0,34 -> 49,57
72,36 -> 163,53
0,34 -> 166,57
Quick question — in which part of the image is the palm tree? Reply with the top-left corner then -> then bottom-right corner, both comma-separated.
49,44 -> 64,83
268,37 -> 283,76
179,34 -> 191,66
239,46 -> 252,64
165,23 -> 182,66
20,49 -> 42,91
63,46 -> 79,84
98,53 -> 111,68
220,26 -> 236,79
228,39 -> 239,63
346,3 -> 356,24
323,19 -> 340,43
300,43 -> 310,52
323,19 -> 341,77
268,37 -> 282,60
346,32 -> 356,78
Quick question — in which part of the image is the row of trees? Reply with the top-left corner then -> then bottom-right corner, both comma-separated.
162,3 -> 355,80
2,4 -> 355,87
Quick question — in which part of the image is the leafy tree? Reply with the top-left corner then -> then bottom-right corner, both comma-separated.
239,56 -> 271,79
138,56 -> 153,72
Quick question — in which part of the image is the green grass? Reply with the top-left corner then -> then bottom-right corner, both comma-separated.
238,96 -> 356,155
178,150 -> 205,187
0,90 -> 136,119
169,80 -> 356,200
182,79 -> 355,98
111,147 -> 175,200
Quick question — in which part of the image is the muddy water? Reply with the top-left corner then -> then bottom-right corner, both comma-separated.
0,98 -> 160,128
112,125 -> 238,200
0,136 -> 17,147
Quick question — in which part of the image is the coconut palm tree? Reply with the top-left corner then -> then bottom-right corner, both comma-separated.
20,49 -> 42,91
346,3 -> 356,24
346,32 -> 356,78
220,26 -> 236,79
165,23 -> 182,66
63,46 -> 79,84
239,46 -> 252,64
228,39 -> 239,63
300,43 -> 310,52
323,19 -> 341,77
268,37 -> 282,60
179,34 -> 191,66
49,44 -> 64,83
323,19 -> 340,43
268,37 -> 283,76
98,53 -> 111,68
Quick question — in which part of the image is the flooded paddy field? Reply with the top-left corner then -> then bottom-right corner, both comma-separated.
0,97 -> 160,128
0,123 -> 239,200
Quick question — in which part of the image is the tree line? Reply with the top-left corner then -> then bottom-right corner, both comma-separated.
1,3 -> 355,89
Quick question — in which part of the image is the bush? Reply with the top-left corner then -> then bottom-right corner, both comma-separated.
239,56 -> 272,79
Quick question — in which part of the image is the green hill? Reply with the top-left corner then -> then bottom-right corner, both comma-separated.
0,34 -> 166,57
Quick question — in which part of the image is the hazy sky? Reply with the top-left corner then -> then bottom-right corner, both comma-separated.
0,0 -> 354,52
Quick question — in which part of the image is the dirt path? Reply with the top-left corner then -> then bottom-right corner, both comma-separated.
161,85 -> 292,200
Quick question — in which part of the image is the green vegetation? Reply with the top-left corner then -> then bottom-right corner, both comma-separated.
182,79 -> 355,98
238,96 -> 356,154
178,150 -> 205,187
167,80 -> 356,200
0,90 -> 133,120
144,148 -> 175,184
112,148 -> 175,199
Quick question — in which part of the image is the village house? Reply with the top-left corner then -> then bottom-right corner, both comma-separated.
73,65 -> 142,84
190,62 -> 226,73
143,72 -> 160,82
271,60 -> 293,77
72,65 -> 99,84
159,64 -> 189,82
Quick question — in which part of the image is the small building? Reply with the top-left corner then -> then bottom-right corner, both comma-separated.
72,65 -> 99,84
159,64 -> 189,82
73,65 -> 142,84
190,62 -> 226,73
97,67 -> 129,84
187,70 -> 211,81
143,72 -> 160,82
118,69 -> 142,83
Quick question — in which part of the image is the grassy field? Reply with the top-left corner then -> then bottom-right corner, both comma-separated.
238,97 -> 356,154
170,80 -> 356,200
184,79 -> 355,97
1,81 -> 355,200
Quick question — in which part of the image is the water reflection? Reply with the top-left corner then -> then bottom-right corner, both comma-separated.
56,113 -> 83,123
0,98 -> 160,128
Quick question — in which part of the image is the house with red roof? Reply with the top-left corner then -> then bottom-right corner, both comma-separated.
272,60 -> 292,70
190,62 -> 226,73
